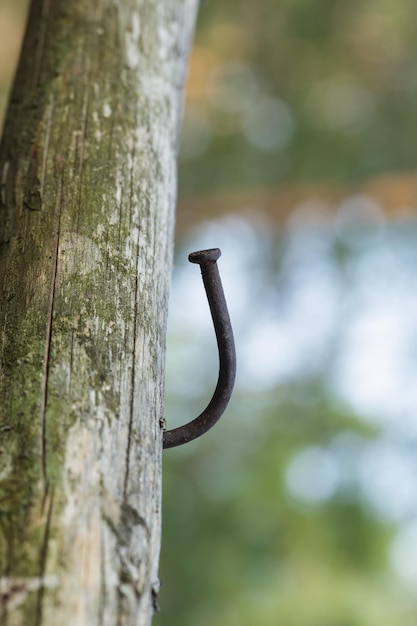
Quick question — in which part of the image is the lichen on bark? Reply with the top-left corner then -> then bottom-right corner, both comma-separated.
0,0 -> 198,624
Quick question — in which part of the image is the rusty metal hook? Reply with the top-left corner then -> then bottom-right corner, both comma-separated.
163,248 -> 236,449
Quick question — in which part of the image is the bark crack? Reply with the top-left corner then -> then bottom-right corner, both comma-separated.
33,0 -> 52,89
123,244 -> 140,499
40,95 -> 54,195
35,489 -> 54,626
39,178 -> 63,489
123,143 -> 139,499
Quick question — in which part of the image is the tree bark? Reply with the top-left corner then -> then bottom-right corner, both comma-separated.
0,0 -> 198,624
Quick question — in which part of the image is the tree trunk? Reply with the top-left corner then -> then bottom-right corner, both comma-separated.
0,1 -> 198,624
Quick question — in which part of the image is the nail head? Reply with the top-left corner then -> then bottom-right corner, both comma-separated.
188,248 -> 221,264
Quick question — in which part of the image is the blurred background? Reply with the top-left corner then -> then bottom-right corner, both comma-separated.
2,1 -> 417,624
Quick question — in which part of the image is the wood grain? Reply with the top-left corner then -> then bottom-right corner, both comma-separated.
0,0 -> 198,623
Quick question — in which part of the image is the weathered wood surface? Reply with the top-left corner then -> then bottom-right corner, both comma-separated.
0,0 -> 198,624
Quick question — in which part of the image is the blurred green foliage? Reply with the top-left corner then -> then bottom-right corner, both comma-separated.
157,218 -> 417,625
159,407 -> 394,626
179,0 -> 417,194
159,0 -> 417,615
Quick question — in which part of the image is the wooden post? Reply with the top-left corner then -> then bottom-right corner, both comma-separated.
0,0 -> 198,623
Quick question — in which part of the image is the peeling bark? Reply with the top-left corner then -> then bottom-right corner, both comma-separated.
0,1 -> 198,624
